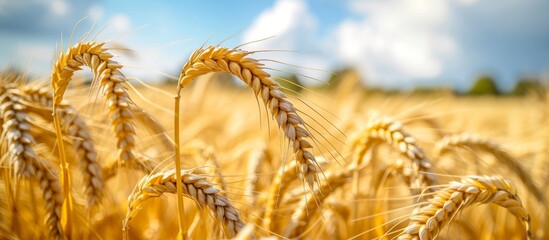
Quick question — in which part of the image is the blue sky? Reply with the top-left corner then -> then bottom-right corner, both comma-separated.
0,0 -> 548,91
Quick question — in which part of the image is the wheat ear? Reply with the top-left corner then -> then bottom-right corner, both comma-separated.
245,147 -> 271,208
398,175 -> 532,240
352,116 -> 438,193
435,133 -> 545,204
323,200 -> 351,240
173,45 -> 321,237
284,167 -> 353,238
124,169 -> 246,238
0,87 -> 64,238
34,160 -> 65,239
20,85 -> 104,206
263,157 -> 328,231
349,116 -> 438,236
177,46 -> 320,187
262,160 -> 298,230
1,88 -> 37,177
51,41 -> 139,168
198,144 -> 227,193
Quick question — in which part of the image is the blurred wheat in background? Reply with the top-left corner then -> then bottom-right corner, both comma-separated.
1,1 -> 549,239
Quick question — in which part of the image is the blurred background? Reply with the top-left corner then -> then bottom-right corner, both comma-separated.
0,0 -> 548,95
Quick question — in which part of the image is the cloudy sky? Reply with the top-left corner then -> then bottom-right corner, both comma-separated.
0,0 -> 548,91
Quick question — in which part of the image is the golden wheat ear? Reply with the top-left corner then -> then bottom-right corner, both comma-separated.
352,116 -> 438,194
124,169 -> 246,238
398,175 -> 532,240
0,86 -> 64,238
262,156 -> 328,232
177,46 -> 321,187
435,132 -> 545,204
51,41 -> 142,169
20,84 -> 104,207
284,167 -> 354,238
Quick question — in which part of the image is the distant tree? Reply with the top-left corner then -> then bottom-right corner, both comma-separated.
469,75 -> 499,96
512,77 -> 544,97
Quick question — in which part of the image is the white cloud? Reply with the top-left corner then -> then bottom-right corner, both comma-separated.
243,0 -> 316,50
88,5 -> 104,21
110,14 -> 131,32
242,0 -> 331,84
332,0 -> 457,87
50,0 -> 68,16
0,0 -> 101,33
241,0 -> 461,87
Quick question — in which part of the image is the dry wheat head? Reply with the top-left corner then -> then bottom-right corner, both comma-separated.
125,169 -> 246,238
178,46 -> 320,188
398,175 -> 532,240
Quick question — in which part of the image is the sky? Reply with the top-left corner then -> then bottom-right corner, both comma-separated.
0,0 -> 548,91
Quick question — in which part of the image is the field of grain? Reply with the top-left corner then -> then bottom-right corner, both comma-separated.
0,40 -> 547,240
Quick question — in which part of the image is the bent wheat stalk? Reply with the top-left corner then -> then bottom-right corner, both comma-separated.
435,133 -> 545,204
124,169 -> 246,238
398,175 -> 532,240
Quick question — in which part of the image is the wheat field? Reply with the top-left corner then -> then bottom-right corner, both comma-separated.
0,39 -> 547,240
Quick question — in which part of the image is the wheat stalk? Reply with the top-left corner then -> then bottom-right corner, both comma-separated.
398,175 -> 532,240
435,132 -> 545,204
124,169 -> 246,238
